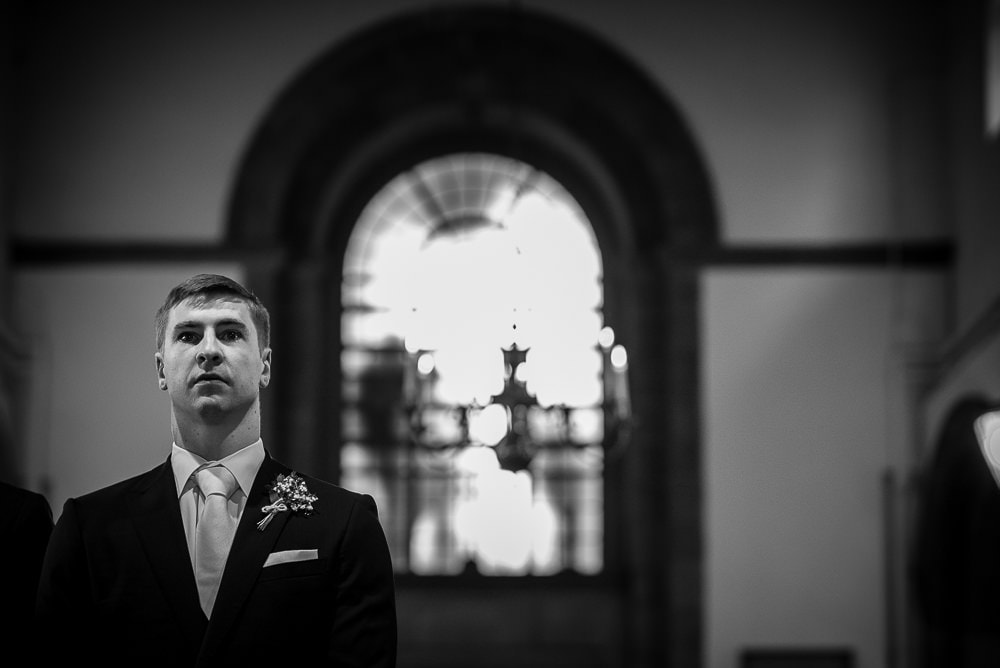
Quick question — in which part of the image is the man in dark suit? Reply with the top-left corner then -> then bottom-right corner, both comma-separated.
1,479 -> 52,662
36,274 -> 397,667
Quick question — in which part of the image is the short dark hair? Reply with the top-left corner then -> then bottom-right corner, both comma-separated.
154,274 -> 270,351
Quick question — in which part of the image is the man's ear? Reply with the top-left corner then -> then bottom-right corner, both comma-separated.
154,352 -> 167,390
259,348 -> 272,388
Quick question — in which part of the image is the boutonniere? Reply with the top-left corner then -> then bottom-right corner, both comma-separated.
257,472 -> 318,531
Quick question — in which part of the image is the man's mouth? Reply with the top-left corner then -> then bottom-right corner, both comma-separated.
193,373 -> 226,385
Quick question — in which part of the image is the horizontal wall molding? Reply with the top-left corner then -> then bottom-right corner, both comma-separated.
697,240 -> 954,268
9,239 -> 954,269
9,241 -> 283,266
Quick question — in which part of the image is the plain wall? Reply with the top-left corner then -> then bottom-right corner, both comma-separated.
703,269 -> 947,668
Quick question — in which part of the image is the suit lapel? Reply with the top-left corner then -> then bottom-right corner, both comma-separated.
201,455 -> 291,651
128,458 -> 207,644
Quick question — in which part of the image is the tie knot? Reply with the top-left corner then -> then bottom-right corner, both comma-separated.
195,465 -> 237,499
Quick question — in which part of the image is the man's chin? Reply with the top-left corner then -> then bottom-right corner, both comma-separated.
190,397 -> 254,423
192,400 -> 226,420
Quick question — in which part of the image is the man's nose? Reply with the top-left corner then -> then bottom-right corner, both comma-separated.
197,333 -> 223,364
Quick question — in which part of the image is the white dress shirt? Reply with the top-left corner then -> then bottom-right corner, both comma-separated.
171,440 -> 266,569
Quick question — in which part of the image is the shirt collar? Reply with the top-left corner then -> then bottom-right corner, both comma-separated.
170,439 -> 265,498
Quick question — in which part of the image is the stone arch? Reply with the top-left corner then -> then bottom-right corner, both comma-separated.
228,6 -> 717,667
228,5 -> 716,255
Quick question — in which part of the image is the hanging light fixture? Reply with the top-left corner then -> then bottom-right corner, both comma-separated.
403,334 -> 630,471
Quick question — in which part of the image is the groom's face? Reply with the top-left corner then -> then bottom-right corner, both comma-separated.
155,295 -> 272,422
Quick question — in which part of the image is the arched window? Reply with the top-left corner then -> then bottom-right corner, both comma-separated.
231,6 -> 716,662
340,153 -> 628,576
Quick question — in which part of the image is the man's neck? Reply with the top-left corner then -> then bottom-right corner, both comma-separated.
171,405 -> 261,461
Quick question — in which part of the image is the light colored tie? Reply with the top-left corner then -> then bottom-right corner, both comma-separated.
194,465 -> 238,618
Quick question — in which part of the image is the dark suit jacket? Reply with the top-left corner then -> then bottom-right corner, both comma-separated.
0,480 -> 53,663
36,453 -> 397,667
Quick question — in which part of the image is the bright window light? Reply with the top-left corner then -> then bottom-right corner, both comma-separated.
340,153 -> 607,575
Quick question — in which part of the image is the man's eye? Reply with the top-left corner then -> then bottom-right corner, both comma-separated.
177,332 -> 200,344
220,330 -> 244,342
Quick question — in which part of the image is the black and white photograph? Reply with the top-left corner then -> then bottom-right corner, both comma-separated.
2,1 -> 997,666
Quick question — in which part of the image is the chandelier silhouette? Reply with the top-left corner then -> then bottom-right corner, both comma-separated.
403,325 -> 631,472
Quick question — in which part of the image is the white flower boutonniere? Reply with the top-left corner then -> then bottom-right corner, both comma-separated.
257,472 -> 318,531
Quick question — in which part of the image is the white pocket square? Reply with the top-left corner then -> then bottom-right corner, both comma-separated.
264,549 -> 319,567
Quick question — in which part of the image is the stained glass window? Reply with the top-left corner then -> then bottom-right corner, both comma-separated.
340,153 -> 620,576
